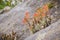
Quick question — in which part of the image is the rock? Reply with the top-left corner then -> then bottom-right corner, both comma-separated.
3,6 -> 11,12
0,0 -> 60,40
0,6 -> 11,14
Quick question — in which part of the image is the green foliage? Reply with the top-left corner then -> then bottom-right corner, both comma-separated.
0,0 -> 17,10
48,3 -> 54,9
0,5 -> 5,10
6,1 -> 11,6
0,0 -> 6,10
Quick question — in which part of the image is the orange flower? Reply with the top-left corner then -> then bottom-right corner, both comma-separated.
33,13 -> 39,17
42,4 -> 49,13
25,11 -> 30,19
22,18 -> 27,23
36,8 -> 41,14
41,13 -> 46,17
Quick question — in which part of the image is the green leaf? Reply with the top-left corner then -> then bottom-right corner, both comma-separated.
0,5 -> 5,10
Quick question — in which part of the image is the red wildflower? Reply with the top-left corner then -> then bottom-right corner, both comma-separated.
41,13 -> 46,17
25,11 -> 30,19
33,13 -> 39,17
42,4 -> 49,13
36,8 -> 41,14
22,18 -> 27,24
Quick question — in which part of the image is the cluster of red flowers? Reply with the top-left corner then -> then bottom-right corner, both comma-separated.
34,4 -> 49,18
22,4 -> 49,24
22,4 -> 50,33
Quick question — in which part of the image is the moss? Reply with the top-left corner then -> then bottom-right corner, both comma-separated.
0,1 -> 6,10
48,3 -> 54,9
0,5 -> 5,10
0,0 -> 16,10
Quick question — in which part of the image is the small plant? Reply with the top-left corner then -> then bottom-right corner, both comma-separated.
22,4 -> 52,34
0,0 -> 18,10
0,31 -> 17,40
48,2 -> 54,9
